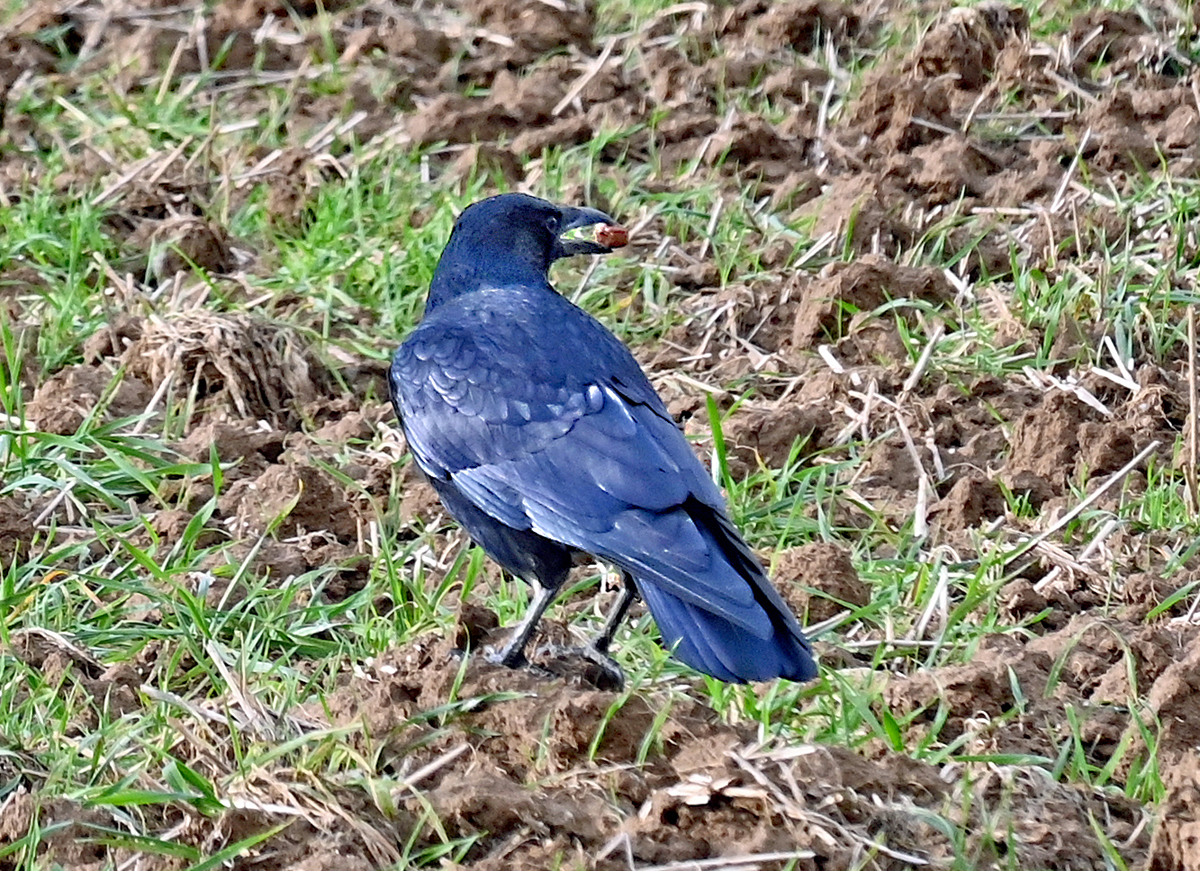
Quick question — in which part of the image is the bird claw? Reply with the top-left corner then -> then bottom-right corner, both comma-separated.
480,644 -> 564,683
477,643 -> 619,691
483,644 -> 528,670
533,642 -> 626,692
482,642 -> 623,690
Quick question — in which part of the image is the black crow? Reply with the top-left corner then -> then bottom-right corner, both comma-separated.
389,193 -> 817,685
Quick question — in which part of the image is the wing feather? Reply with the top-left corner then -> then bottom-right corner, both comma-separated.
392,287 -> 770,633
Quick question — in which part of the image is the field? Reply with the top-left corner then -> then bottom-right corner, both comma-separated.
2,0 -> 1199,868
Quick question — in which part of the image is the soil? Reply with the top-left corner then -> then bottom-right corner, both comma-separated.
3,0 -> 1200,868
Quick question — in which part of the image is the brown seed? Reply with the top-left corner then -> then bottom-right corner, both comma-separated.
596,224 -> 629,248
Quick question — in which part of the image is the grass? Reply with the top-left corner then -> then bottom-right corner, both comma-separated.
2,0 -> 1197,867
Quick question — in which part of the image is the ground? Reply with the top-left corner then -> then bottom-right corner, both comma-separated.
1,0 -> 1199,869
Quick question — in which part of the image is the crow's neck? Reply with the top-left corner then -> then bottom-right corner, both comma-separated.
425,237 -> 553,312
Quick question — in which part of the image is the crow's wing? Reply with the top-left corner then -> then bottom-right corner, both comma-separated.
391,288 -> 773,636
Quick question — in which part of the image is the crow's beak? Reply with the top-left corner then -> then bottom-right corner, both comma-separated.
554,205 -> 627,259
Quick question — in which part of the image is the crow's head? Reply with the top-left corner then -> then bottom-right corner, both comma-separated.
427,193 -> 627,310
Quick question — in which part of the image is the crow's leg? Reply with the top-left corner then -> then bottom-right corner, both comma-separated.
588,571 -> 637,655
537,571 -> 637,690
488,577 -> 557,669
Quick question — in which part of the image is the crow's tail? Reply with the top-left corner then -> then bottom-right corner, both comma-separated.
632,501 -> 818,683
638,583 -> 816,681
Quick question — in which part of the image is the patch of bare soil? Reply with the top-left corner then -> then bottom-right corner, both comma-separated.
0,493 -> 36,568
880,609 -> 1200,870
303,621 -> 1146,870
8,628 -> 145,731
1145,636 -> 1200,871
625,0 -> 1192,570
789,255 -> 956,349
207,460 -> 371,593
25,361 -> 151,434
774,541 -> 869,624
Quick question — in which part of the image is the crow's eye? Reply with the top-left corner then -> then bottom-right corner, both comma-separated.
544,214 -> 559,234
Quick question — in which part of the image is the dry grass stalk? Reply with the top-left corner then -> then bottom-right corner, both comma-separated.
123,311 -> 320,425
553,35 -> 618,116
1186,306 -> 1199,514
1003,439 -> 1161,572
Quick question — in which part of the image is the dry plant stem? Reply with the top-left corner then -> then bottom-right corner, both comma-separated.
399,743 -> 470,790
894,411 -> 930,538
1051,128 -> 1091,213
1187,306 -> 1199,514
899,323 -> 944,402
553,36 -> 618,116
1002,439 -> 1161,572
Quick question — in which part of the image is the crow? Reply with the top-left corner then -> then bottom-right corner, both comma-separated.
389,193 -> 817,685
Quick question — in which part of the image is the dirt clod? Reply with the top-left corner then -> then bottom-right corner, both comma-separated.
791,255 -> 954,348
774,542 -> 868,623
123,312 -> 324,426
26,364 -> 150,435
931,473 -> 1006,530
220,463 -> 358,543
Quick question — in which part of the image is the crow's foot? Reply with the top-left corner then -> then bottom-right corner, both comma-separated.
479,644 -> 563,682
483,642 -> 528,670
533,642 -> 625,692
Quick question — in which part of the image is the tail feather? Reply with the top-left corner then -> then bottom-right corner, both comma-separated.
629,499 -> 816,682
639,582 -> 816,682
